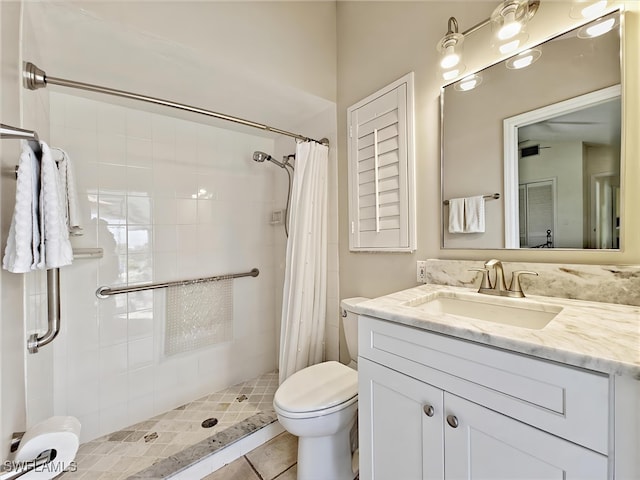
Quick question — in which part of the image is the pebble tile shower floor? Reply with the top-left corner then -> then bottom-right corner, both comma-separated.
59,371 -> 279,479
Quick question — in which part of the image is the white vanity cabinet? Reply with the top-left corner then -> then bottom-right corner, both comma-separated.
358,316 -> 612,480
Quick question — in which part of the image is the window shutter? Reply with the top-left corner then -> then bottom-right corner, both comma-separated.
347,73 -> 415,252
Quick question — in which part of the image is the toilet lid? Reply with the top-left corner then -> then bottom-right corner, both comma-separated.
274,361 -> 358,414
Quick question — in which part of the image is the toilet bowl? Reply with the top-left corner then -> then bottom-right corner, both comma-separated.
274,297 -> 368,480
274,361 -> 358,480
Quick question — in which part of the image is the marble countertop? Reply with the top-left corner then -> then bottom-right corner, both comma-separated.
352,284 -> 640,378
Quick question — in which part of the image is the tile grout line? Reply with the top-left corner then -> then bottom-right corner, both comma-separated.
272,464 -> 296,480
244,455 -> 265,480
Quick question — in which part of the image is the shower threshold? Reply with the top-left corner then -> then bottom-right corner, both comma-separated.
60,371 -> 280,480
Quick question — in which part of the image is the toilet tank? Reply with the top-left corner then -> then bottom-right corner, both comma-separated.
340,297 -> 369,363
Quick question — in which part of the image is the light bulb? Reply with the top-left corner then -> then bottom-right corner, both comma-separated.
440,45 -> 460,69
458,79 -> 478,91
585,18 -> 615,37
505,48 -> 541,70
498,11 -> 522,40
581,0 -> 607,18
512,55 -> 534,69
442,69 -> 460,81
499,39 -> 521,54
454,74 -> 482,92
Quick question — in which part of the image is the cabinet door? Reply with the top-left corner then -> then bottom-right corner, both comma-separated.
359,358 -> 444,480
347,72 -> 416,252
443,393 -> 608,480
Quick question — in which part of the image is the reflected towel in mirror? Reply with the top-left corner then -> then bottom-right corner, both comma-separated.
448,198 -> 465,233
464,195 -> 485,233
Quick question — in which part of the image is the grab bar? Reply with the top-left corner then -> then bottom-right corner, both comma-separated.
96,267 -> 260,298
0,123 -> 41,156
2,123 -> 105,354
27,250 -> 103,354
27,269 -> 60,354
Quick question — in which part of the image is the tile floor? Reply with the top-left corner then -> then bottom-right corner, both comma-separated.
202,432 -> 298,480
59,371 -> 279,479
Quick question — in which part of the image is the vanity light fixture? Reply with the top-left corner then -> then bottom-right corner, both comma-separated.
491,0 -> 530,41
454,73 -> 483,92
437,17 -> 466,79
438,0 -> 539,83
505,48 -> 541,69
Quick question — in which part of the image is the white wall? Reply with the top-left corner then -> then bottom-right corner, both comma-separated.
0,0 -> 27,459
519,141 -> 584,248
29,92 -> 281,442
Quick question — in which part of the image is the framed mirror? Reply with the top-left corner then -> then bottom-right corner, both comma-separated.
441,10 -> 622,250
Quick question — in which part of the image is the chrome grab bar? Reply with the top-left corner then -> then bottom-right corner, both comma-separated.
96,268 -> 260,298
27,269 -> 60,354
25,250 -> 103,354
0,123 -> 41,157
2,122 -> 105,354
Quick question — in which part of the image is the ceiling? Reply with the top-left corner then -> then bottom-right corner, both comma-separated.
23,1 -> 336,138
519,97 -> 621,145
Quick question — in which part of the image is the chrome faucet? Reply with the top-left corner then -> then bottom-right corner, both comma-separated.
470,259 -> 538,298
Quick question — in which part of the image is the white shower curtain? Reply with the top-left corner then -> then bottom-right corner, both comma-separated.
279,140 -> 329,384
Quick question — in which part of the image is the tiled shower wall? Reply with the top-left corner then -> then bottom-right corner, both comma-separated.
28,91 -> 291,442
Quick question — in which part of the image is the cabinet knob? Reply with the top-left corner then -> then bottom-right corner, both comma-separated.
446,415 -> 459,428
423,404 -> 435,417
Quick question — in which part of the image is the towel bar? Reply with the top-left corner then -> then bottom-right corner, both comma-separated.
443,193 -> 500,205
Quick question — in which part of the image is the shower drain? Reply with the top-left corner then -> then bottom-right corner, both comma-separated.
201,417 -> 219,428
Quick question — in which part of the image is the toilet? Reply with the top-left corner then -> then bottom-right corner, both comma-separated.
273,297 -> 368,480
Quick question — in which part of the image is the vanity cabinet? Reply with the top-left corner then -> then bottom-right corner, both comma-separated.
358,316 -> 611,480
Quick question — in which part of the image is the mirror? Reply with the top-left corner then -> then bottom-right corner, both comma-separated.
441,10 -> 622,250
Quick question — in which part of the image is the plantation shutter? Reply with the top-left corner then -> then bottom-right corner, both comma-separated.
347,73 -> 415,252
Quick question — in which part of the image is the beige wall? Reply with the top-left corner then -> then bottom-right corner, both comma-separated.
0,0 -> 27,459
337,1 -> 640,303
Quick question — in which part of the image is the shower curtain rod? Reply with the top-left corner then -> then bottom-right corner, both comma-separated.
23,62 -> 329,146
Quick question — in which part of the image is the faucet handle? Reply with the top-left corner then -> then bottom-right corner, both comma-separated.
484,258 -> 502,268
509,270 -> 538,297
469,268 -> 492,290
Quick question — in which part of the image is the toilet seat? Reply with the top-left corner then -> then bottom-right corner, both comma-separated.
274,361 -> 358,419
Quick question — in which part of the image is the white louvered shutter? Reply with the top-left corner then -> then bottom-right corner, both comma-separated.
347,73 -> 415,252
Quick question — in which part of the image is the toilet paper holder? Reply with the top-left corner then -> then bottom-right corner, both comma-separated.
10,432 -> 24,453
4,417 -> 80,480
1,448 -> 56,480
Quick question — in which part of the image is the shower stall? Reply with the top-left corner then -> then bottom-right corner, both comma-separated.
11,1 -> 339,456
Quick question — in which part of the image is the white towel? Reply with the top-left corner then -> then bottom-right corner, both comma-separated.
2,142 -> 40,273
448,198 -> 465,233
464,195 -> 485,233
53,147 -> 83,236
38,142 -> 73,269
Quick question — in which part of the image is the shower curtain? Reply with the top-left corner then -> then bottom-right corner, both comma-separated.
279,140 -> 329,384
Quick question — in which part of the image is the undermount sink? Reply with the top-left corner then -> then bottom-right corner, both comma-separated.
406,291 -> 562,330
